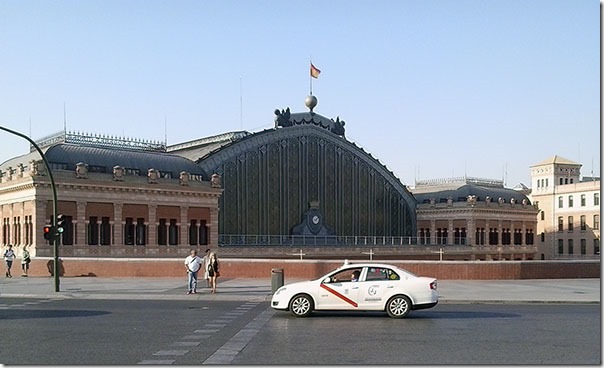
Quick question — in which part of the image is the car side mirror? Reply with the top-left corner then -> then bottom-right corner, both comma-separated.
322,277 -> 331,284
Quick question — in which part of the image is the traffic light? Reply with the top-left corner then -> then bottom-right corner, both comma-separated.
56,214 -> 65,234
43,225 -> 54,240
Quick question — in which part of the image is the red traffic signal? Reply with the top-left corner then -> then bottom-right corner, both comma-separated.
43,225 -> 54,240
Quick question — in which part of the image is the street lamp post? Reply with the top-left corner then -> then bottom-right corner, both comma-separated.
0,125 -> 60,291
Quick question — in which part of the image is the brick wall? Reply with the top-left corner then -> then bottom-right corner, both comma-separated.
24,257 -> 600,280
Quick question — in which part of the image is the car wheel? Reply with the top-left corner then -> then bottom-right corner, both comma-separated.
289,294 -> 313,317
386,295 -> 411,318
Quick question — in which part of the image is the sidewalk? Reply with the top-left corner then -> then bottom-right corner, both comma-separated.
0,276 -> 600,304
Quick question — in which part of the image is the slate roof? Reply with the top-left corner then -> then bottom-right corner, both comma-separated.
413,184 -> 532,205
1,143 -> 203,177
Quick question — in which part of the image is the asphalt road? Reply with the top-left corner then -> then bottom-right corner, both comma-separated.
0,298 -> 599,365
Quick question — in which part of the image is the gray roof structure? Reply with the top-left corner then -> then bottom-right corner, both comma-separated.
0,143 -> 204,178
45,143 -> 203,176
413,183 -> 532,205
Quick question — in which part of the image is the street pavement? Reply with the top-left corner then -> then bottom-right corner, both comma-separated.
0,275 -> 599,304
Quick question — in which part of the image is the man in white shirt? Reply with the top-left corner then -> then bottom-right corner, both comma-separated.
184,250 -> 202,294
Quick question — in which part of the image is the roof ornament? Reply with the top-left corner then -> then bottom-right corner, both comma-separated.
305,94 -> 318,112
274,107 -> 291,128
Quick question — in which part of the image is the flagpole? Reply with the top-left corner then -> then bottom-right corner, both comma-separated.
309,60 -> 313,95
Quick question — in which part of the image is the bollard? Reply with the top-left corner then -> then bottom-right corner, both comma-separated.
271,268 -> 284,293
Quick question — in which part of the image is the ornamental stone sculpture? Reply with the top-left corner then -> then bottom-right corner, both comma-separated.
211,173 -> 221,188
113,166 -> 124,181
75,162 -> 88,179
147,168 -> 160,184
179,171 -> 190,186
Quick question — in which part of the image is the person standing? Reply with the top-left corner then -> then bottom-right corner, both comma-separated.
207,252 -> 219,294
184,249 -> 202,294
202,249 -> 211,288
21,247 -> 31,277
4,244 -> 15,278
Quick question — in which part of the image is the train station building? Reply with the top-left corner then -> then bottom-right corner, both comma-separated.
1,97 -> 595,266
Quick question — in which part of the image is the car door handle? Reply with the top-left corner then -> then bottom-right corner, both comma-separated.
352,287 -> 359,290
387,286 -> 394,288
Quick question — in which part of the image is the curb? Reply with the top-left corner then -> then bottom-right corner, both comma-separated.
0,293 -> 597,304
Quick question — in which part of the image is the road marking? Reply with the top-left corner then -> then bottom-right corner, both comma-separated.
138,301 -> 264,365
172,342 -> 200,347
137,360 -> 175,365
204,323 -> 226,328
153,350 -> 189,356
202,308 -> 275,365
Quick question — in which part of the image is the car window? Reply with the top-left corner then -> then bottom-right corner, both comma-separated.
328,267 -> 363,283
365,267 -> 400,281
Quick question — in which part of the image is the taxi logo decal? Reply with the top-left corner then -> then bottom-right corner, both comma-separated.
320,284 -> 358,307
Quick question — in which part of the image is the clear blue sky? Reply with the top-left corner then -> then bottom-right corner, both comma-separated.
0,0 -> 600,187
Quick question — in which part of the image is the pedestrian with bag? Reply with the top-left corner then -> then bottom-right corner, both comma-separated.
207,252 -> 219,294
184,249 -> 202,294
21,247 -> 31,277
4,244 -> 15,278
202,248 -> 211,288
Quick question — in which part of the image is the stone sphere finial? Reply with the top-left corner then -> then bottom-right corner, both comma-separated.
305,95 -> 318,112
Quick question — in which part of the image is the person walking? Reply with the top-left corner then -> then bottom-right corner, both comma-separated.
202,249 -> 211,288
4,244 -> 15,278
184,249 -> 202,294
207,252 -> 219,294
21,247 -> 31,277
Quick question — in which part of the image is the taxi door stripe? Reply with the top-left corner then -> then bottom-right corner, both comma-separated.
320,284 -> 358,307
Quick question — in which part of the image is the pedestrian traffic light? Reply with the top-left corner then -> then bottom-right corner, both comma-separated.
43,225 -> 53,240
56,214 -> 65,234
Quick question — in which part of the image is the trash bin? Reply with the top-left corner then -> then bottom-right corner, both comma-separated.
271,268 -> 284,293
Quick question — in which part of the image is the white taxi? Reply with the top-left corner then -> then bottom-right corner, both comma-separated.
271,261 -> 438,318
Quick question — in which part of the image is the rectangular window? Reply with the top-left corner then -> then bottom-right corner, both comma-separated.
558,196 -> 563,208
567,216 -> 574,231
475,227 -> 485,246
594,239 -> 600,255
558,217 -> 563,232
558,239 -> 564,254
199,220 -> 209,245
513,229 -> 522,245
581,194 -> 586,207
58,215 -> 74,245
580,215 -> 586,231
157,219 -> 167,245
540,232 -> 545,242
595,193 -> 600,206
454,227 -> 466,245
580,239 -> 586,255
540,211 -> 545,221
168,219 -> 178,245
124,218 -> 135,245
501,229 -> 511,245
488,228 -> 498,245
100,217 -> 111,245
568,195 -> 573,208
88,216 -> 99,245
526,230 -> 534,245
189,220 -> 198,245
424,228 -> 431,245
135,218 -> 146,245
568,239 -> 574,255
594,215 -> 600,230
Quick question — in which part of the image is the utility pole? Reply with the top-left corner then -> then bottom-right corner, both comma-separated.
0,125 -> 61,291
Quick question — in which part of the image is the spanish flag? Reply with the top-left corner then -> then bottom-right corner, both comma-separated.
310,63 -> 321,79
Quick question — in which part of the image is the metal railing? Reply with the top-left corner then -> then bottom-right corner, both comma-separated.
219,234 -> 456,247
